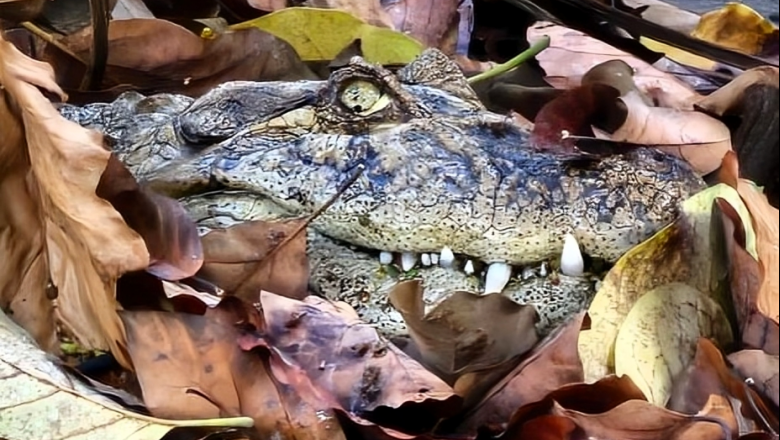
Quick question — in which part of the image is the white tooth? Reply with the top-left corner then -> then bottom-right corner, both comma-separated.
464,260 -> 475,275
401,252 -> 417,271
484,262 -> 511,293
421,253 -> 431,266
430,253 -> 439,265
521,266 -> 535,280
561,233 -> 585,276
379,251 -> 393,265
539,261 -> 548,277
439,247 -> 455,267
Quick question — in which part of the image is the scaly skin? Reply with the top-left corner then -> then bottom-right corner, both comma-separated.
57,48 -> 706,335
178,191 -> 596,337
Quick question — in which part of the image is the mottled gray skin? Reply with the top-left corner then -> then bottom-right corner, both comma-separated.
57,48 -> 706,335
178,191 -> 595,337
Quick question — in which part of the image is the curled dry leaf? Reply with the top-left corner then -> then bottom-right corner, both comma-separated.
669,338 -> 778,433
44,18 -> 315,99
579,184 -> 752,382
595,91 -> 732,175
240,291 -> 459,422
692,3 -> 778,56
198,218 -> 310,302
696,68 -> 779,207
388,280 -> 539,385
501,375 -> 648,439
526,21 -> 699,109
548,397 -> 735,440
0,36 -> 147,366
120,299 -> 347,439
717,152 -> 779,353
728,349 -> 780,408
457,312 -> 585,435
96,155 -> 203,281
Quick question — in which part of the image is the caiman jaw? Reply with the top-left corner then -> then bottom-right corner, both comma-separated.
364,233 -> 587,295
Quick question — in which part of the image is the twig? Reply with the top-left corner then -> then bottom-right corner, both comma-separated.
80,0 -> 110,91
256,164 -> 366,267
205,164 -> 366,267
20,21 -> 86,66
467,36 -> 551,85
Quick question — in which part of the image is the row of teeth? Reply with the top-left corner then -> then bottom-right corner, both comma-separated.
380,233 -> 585,294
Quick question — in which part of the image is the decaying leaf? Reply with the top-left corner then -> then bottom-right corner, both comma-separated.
669,338 -> 778,433
526,21 -> 699,109
614,283 -> 733,406
717,153 -> 779,353
594,90 -> 732,175
239,291 -> 460,420
547,398 -> 732,440
696,68 -> 779,207
198,218 -> 310,302
120,298 -> 345,438
96,155 -> 203,281
728,349 -> 780,408
0,36 -> 148,366
389,280 -> 539,385
229,7 -> 424,64
692,3 -> 778,56
458,312 -> 585,435
579,184 -> 753,382
501,375 -> 648,438
0,307 -> 253,440
45,18 -> 315,100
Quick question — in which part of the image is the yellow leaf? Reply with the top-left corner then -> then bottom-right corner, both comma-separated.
639,37 -> 717,71
691,2 -> 778,55
229,7 -> 424,64
578,184 -> 753,381
614,282 -> 733,407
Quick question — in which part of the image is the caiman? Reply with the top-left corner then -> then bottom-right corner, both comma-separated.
57,49 -> 706,336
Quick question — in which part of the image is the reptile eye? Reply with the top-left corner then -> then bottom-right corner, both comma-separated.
339,80 -> 390,115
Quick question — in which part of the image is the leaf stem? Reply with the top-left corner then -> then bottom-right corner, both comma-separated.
467,36 -> 551,85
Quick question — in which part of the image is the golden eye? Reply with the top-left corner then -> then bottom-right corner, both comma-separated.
339,80 -> 390,115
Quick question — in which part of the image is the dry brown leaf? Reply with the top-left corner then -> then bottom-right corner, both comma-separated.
595,91 -> 732,175
43,18 -> 316,100
696,68 -> 779,207
550,398 -> 731,440
457,312 -> 585,435
716,152 -> 779,353
668,338 -> 776,433
728,349 -> 780,408
0,35 -> 148,366
695,67 -> 779,117
96,155 -> 203,281
388,280 -> 539,385
238,291 -> 460,420
501,375 -> 648,439
198,218 -> 309,302
526,21 -> 699,109
120,298 -> 347,439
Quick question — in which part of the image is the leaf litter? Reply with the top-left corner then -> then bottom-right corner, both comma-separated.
1,2 -> 780,440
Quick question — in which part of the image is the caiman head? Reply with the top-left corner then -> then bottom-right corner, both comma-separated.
135,49 -> 705,288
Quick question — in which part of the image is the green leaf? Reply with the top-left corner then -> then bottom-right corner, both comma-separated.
229,7 -> 424,64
